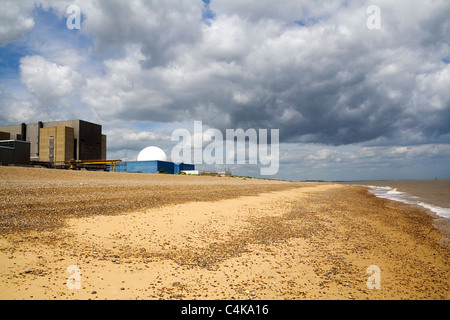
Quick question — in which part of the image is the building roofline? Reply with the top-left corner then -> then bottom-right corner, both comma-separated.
0,120 -> 101,127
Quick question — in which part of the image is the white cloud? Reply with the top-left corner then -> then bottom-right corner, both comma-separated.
19,55 -> 83,105
0,0 -> 35,47
105,126 -> 170,150
0,92 -> 42,125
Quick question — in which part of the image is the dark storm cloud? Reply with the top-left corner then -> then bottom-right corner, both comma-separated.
1,0 -> 450,148
78,0 -> 447,147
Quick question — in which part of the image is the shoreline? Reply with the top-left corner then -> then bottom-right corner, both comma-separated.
1,167 -> 449,300
342,180 -> 450,219
347,183 -> 450,248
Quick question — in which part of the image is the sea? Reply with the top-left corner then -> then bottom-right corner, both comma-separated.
345,180 -> 450,219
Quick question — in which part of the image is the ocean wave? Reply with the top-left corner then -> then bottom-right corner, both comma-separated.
417,202 -> 450,219
362,185 -> 450,219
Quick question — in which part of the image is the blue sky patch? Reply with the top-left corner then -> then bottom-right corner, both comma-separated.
202,0 -> 215,25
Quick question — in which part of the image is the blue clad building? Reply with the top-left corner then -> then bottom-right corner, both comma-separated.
116,160 -> 194,174
115,146 -> 194,174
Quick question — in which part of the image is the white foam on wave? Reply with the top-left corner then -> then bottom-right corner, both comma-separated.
362,185 -> 450,219
418,202 -> 450,219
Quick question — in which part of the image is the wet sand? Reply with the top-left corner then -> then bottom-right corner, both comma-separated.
0,167 -> 449,300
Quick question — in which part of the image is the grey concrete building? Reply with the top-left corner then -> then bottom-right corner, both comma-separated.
0,120 -> 106,164
0,140 -> 31,166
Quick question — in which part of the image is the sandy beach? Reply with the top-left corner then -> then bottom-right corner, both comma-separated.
0,167 -> 448,300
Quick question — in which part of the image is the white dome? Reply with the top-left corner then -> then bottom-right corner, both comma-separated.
137,146 -> 167,161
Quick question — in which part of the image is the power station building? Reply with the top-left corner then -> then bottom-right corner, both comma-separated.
0,140 -> 31,166
116,160 -> 195,174
0,120 -> 106,166
115,146 -> 195,174
1,121 -> 195,174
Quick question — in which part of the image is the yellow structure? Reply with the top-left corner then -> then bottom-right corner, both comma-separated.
65,159 -> 122,171
39,126 -> 74,163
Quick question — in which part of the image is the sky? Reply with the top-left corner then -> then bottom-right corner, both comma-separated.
0,0 -> 449,181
